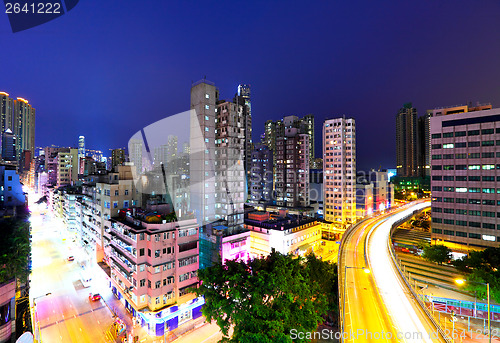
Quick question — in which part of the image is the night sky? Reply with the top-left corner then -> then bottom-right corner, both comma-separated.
1,1 -> 500,171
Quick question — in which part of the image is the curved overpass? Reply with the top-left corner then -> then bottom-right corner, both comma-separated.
339,201 -> 450,342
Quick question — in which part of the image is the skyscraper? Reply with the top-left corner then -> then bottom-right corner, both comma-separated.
430,106 -> 500,248
111,148 -> 125,170
418,113 -> 431,177
1,129 -> 16,161
166,135 -> 178,165
78,136 -> 85,174
78,136 -> 85,158
153,144 -> 168,168
396,103 -> 418,177
0,93 -> 36,163
303,114 -> 315,166
56,148 -> 78,187
215,100 -> 245,226
323,117 -> 356,225
128,139 -> 143,176
275,118 -> 310,208
0,92 -> 13,136
264,114 -> 315,169
12,97 -> 35,162
182,142 -> 190,155
234,84 -> 252,185
250,144 -> 273,202
190,80 -> 217,225
191,80 -> 249,269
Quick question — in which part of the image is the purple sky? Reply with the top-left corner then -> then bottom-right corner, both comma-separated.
1,1 -> 500,170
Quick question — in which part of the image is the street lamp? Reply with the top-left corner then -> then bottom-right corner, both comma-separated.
342,266 -> 370,338
455,278 -> 491,343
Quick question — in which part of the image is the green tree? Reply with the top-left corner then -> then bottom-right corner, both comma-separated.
0,219 -> 31,284
195,251 -> 337,343
452,247 -> 500,303
422,244 -> 451,265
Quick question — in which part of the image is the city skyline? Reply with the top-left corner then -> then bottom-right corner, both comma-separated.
2,1 -> 500,170
2,2 -> 500,342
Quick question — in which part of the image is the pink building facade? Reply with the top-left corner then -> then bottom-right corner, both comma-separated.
103,209 -> 202,336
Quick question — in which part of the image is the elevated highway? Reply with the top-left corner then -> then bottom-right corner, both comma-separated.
339,201 -> 450,342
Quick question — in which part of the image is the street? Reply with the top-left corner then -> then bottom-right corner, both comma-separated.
340,201 -> 448,343
28,194 -> 226,343
29,202 -> 115,343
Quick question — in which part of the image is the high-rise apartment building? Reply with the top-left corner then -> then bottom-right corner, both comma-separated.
396,103 -> 418,177
264,119 -> 279,165
234,84 -> 252,183
264,114 -> 314,169
215,100 -> 245,225
430,106 -> 500,248
12,97 -> 35,162
1,129 -> 16,161
153,145 -> 168,168
0,92 -> 13,135
418,113 -> 431,177
190,80 -> 217,225
0,93 -> 35,163
190,80 -> 249,269
56,148 -> 78,187
166,135 -> 178,165
78,136 -> 85,158
249,144 -> 273,202
302,114 -> 314,165
275,122 -> 310,208
111,148 -> 126,170
103,207 -> 202,336
78,136 -> 85,174
323,117 -> 356,225
182,142 -> 190,155
129,139 -> 143,176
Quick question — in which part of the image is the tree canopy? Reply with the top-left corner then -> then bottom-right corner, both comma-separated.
195,251 -> 338,343
452,247 -> 500,303
0,218 -> 31,284
422,244 -> 451,265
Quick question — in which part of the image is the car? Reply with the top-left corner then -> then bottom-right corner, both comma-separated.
89,293 -> 101,301
67,256 -> 75,261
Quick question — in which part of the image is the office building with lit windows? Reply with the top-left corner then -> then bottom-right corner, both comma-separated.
430,107 -> 500,248
323,117 -> 356,225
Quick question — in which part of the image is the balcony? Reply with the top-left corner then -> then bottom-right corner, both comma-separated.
110,236 -> 136,259
110,221 -> 137,242
110,248 -> 136,272
110,259 -> 134,284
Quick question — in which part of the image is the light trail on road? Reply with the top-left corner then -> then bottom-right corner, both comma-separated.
340,201 -> 449,342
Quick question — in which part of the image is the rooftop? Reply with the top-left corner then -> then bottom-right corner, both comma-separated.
244,213 -> 317,231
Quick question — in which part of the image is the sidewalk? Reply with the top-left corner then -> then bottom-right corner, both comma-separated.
95,263 -> 223,343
